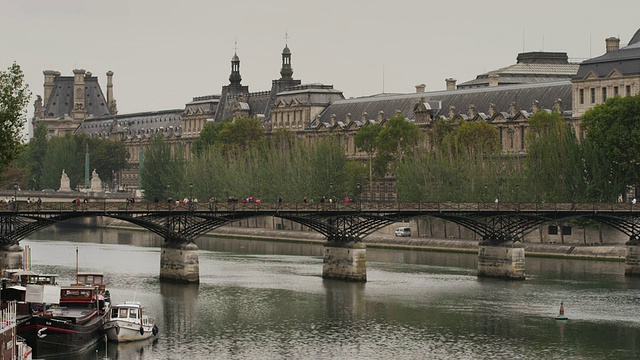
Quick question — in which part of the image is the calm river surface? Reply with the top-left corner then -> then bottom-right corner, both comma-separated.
24,225 -> 640,360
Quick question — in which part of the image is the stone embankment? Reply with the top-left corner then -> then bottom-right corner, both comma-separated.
204,226 -> 625,261
102,218 -> 624,261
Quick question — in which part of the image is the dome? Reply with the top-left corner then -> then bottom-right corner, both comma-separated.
232,53 -> 240,62
282,46 -> 291,55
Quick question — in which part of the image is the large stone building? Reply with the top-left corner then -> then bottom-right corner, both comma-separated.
31,29 -> 640,194
572,29 -> 640,118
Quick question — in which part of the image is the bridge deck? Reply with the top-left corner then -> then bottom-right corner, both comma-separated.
0,201 -> 636,214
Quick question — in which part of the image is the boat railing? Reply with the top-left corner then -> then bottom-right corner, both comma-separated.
0,301 -> 17,330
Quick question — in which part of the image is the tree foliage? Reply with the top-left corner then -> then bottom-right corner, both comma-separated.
524,111 -> 585,202
581,94 -> 640,199
187,136 -> 352,202
0,62 -> 30,172
27,122 -> 48,189
139,135 -> 187,200
192,117 -> 265,155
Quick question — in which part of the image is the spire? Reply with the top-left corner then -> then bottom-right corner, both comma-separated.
280,32 -> 293,80
229,40 -> 242,86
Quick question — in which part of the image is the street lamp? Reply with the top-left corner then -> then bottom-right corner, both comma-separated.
356,182 -> 361,209
13,182 -> 18,211
189,182 -> 193,210
166,182 -> 171,208
516,183 -> 520,211
484,183 -> 488,203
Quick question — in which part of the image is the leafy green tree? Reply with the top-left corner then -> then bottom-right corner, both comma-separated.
354,123 -> 383,180
428,117 -> 454,151
140,134 -> 187,200
453,121 -> 500,157
218,116 -> 264,150
0,62 -> 30,172
89,137 -> 130,186
525,111 -> 584,202
581,94 -> 640,200
27,122 -> 48,189
376,114 -> 422,166
41,135 -> 83,190
191,120 -> 229,155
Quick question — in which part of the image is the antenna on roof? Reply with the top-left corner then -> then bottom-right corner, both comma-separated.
382,65 -> 385,94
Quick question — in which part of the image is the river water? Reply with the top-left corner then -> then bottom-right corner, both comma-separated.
23,226 -> 640,360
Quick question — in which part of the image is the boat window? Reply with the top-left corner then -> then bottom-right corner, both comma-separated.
129,309 -> 138,319
120,308 -> 128,318
111,308 -> 119,318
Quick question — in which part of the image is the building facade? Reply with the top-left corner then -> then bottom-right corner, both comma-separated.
572,29 -> 640,118
32,29 -> 640,193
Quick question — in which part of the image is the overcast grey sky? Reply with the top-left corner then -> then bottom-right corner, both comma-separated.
2,0 -> 640,127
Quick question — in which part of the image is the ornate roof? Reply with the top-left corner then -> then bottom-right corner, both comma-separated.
318,81 -> 572,123
43,75 -> 111,118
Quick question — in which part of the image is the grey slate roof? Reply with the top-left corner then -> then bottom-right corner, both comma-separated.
44,76 -> 111,117
76,109 -> 183,138
458,52 -> 579,88
318,81 -> 572,123
575,28 -> 640,79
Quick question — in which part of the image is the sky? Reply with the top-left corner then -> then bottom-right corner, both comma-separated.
2,0 -> 640,137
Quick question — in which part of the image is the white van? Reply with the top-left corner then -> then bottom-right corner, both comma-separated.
394,227 -> 411,237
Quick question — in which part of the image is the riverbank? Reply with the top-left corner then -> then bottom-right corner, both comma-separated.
201,226 -> 626,261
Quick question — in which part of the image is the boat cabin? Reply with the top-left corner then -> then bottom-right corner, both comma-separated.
59,286 -> 98,306
111,302 -> 145,323
74,272 -> 106,293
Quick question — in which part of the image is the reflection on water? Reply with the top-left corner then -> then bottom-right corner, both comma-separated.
22,225 -> 640,359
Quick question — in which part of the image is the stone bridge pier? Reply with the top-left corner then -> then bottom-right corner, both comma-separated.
0,244 -> 23,270
477,240 -> 525,280
625,239 -> 640,276
159,242 -> 200,283
322,241 -> 367,282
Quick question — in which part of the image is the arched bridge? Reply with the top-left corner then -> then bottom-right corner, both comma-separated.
2,201 -> 640,246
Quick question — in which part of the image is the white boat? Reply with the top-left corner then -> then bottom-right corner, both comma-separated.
103,301 -> 158,342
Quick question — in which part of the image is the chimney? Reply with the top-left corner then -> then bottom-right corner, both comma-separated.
554,98 -> 563,113
361,112 -> 368,122
468,104 -> 476,118
532,100 -> 540,113
378,111 -> 384,122
509,101 -> 517,117
488,74 -> 499,87
106,71 -> 115,111
72,69 -> 86,118
346,113 -> 352,122
488,103 -> 496,117
605,37 -> 620,52
43,70 -> 58,107
448,105 -> 457,119
331,114 -> 336,126
445,78 -> 457,91
415,83 -> 426,93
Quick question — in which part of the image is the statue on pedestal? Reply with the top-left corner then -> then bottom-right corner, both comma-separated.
90,169 -> 103,191
59,169 -> 71,192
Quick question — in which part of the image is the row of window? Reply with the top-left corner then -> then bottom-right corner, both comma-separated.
579,85 -> 632,104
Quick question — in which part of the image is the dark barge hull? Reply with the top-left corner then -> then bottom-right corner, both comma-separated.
18,312 -> 107,358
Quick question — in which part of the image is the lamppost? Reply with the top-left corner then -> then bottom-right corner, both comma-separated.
189,182 -> 193,211
329,182 -> 334,208
516,183 -> 520,211
356,182 -> 361,210
13,182 -> 18,211
166,182 -> 171,209
484,183 -> 488,203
